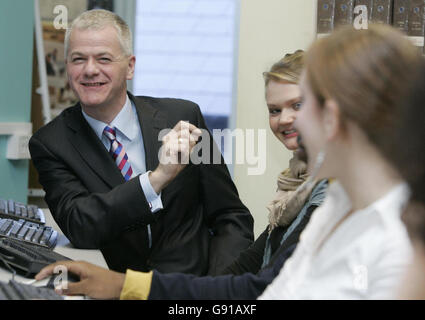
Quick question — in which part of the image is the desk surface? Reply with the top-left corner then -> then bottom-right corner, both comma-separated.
0,208 -> 108,283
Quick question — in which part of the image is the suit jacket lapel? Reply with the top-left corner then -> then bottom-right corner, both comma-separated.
129,93 -> 167,172
64,104 -> 125,188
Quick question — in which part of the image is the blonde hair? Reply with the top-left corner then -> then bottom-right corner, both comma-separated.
64,9 -> 133,58
305,24 -> 423,151
263,50 -> 305,85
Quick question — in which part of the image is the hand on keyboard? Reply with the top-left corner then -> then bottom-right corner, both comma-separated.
36,260 -> 125,299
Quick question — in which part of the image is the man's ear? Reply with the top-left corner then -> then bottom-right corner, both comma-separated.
322,99 -> 341,140
126,55 -> 136,80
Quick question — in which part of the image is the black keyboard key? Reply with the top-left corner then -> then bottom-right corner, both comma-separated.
27,206 -> 36,219
15,203 -> 29,218
8,221 -> 22,237
39,228 -> 53,246
0,219 -> 12,235
7,200 -> 15,214
32,228 -> 44,244
48,231 -> 58,249
0,219 -> 7,232
35,209 -> 44,223
26,222 -> 38,228
17,225 -> 29,240
17,205 -> 28,218
24,227 -> 37,242
0,199 -> 7,213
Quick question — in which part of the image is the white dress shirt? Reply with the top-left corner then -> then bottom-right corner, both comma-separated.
259,181 -> 413,300
81,95 -> 163,213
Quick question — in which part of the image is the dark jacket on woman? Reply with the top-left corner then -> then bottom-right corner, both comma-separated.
221,179 -> 328,275
147,179 -> 328,299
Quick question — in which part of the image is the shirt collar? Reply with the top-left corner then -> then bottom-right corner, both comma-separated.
370,182 -> 410,220
82,95 -> 138,141
324,181 -> 409,222
306,180 -> 409,253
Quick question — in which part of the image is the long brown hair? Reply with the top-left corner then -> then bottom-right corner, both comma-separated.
389,61 -> 425,244
304,24 -> 423,153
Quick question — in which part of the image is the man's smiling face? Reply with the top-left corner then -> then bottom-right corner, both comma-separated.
66,26 -> 135,115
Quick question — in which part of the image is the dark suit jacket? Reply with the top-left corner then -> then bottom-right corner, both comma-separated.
29,93 -> 254,275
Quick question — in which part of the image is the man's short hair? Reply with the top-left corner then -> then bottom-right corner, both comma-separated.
64,9 -> 133,58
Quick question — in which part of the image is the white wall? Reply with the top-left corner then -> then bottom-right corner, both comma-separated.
234,0 -> 317,237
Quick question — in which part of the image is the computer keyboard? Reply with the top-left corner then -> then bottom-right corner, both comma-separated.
0,218 -> 57,249
0,238 -> 71,277
0,279 -> 63,300
0,198 -> 45,224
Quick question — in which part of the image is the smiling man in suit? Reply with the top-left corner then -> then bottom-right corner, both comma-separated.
29,9 -> 253,275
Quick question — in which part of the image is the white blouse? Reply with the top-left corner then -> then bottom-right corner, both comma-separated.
259,181 -> 413,300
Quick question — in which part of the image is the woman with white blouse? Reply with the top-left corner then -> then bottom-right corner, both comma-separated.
259,24 -> 423,299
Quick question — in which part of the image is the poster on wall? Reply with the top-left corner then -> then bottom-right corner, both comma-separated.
38,0 -> 114,119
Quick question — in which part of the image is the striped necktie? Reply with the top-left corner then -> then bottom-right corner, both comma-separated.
103,126 -> 133,181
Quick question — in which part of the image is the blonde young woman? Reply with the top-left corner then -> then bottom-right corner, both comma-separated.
259,24 -> 423,299
35,52 -> 328,299
221,51 -> 328,275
